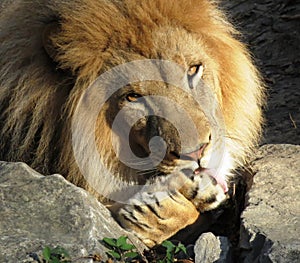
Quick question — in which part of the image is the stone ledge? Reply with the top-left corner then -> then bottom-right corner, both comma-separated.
0,161 -> 145,262
1,144 -> 299,262
239,144 -> 300,263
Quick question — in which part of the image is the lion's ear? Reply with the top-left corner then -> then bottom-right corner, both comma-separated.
43,21 -> 60,62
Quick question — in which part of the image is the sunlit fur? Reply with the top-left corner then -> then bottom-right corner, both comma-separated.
0,0 -> 264,245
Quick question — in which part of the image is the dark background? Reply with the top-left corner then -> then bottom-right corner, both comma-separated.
224,0 -> 300,145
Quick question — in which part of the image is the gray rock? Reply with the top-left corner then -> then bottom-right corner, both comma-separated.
1,144 -> 299,262
194,232 -> 231,263
0,162 -> 146,262
240,144 -> 300,263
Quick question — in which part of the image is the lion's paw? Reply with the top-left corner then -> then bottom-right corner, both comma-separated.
113,189 -> 199,247
178,168 -> 228,212
111,170 -> 228,247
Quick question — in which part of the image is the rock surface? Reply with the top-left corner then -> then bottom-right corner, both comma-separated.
0,162 -> 145,262
0,146 -> 299,262
239,144 -> 300,263
194,233 -> 230,263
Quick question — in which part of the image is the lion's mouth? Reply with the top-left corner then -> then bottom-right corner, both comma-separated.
167,145 -> 229,194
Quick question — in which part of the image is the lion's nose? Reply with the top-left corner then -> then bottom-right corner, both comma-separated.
180,143 -> 208,162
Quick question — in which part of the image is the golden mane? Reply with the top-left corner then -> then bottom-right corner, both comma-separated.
0,0 -> 264,200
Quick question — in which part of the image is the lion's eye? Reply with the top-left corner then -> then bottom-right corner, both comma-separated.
187,64 -> 204,89
126,93 -> 142,102
187,64 -> 204,77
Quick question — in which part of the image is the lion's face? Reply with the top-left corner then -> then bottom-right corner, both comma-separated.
31,0 -> 263,202
93,27 -> 229,193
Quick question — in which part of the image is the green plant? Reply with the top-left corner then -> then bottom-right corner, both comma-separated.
102,236 -> 140,262
42,246 -> 71,263
39,238 -> 189,262
157,240 -> 187,263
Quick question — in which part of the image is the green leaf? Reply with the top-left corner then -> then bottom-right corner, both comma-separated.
103,237 -> 117,247
42,246 -> 51,261
115,236 -> 136,250
116,236 -> 127,247
124,251 -> 139,259
106,250 -> 121,259
163,241 -> 175,256
166,252 -> 173,262
120,242 -> 135,251
49,257 -> 61,263
175,243 -> 187,255
162,240 -> 175,251
51,246 -> 70,258
161,240 -> 176,263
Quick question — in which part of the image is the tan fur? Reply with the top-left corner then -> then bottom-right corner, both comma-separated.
0,0 -> 264,246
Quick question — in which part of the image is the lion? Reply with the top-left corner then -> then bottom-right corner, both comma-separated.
0,0 -> 264,247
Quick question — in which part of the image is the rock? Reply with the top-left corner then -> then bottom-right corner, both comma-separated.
1,144 -> 299,262
240,144 -> 300,263
0,162 -> 146,262
194,232 -> 231,263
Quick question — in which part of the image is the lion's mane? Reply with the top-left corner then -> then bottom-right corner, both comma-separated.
0,0 -> 264,200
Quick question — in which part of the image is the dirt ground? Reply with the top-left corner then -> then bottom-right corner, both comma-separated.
224,0 -> 300,145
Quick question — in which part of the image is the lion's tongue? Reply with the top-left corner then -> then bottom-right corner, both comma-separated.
211,170 -> 228,193
194,168 -> 228,193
